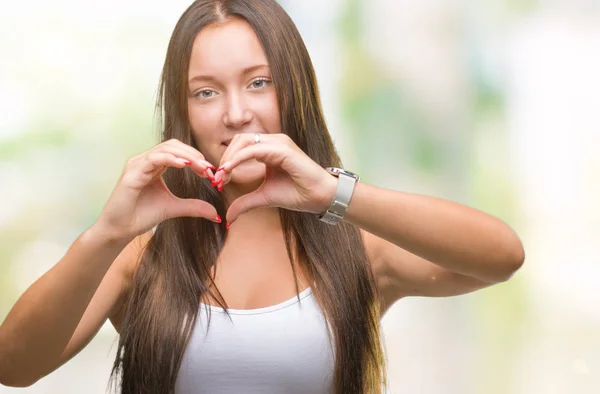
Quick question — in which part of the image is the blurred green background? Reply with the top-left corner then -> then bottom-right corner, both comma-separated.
1,0 -> 599,393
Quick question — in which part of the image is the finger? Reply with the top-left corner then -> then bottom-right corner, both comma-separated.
148,147 -> 214,177
159,139 -> 216,174
216,133 -> 268,183
218,134 -> 252,169
226,191 -> 270,225
205,168 -> 215,181
217,144 -> 275,188
143,152 -> 189,174
158,149 -> 213,178
163,138 -> 210,160
219,167 -> 232,187
123,153 -> 191,190
143,152 -> 215,181
164,197 -> 220,222
220,143 -> 285,175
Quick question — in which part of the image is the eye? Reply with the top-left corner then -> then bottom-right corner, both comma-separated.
194,89 -> 217,99
249,78 -> 271,89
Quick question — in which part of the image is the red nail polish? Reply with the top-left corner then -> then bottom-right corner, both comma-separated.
216,166 -> 225,172
217,184 -> 223,192
183,160 -> 192,165
214,215 -> 222,223
225,221 -> 230,229
211,180 -> 218,186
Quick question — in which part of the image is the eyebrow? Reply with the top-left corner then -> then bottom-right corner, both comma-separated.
188,64 -> 270,84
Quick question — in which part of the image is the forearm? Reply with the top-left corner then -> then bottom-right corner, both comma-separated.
344,182 -> 525,282
0,226 -> 127,385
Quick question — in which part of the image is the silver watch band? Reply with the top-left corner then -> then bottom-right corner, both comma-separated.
318,168 -> 359,225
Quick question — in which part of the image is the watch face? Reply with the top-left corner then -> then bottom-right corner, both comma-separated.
326,167 -> 358,178
328,167 -> 340,176
342,169 -> 359,178
328,167 -> 359,180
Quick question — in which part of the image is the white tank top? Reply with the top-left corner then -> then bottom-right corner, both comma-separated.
174,286 -> 335,394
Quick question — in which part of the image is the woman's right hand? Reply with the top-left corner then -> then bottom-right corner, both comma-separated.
93,139 -> 219,243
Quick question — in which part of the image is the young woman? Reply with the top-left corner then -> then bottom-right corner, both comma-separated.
0,0 -> 525,393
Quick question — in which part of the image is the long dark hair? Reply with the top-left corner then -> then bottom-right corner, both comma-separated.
109,1 -> 386,393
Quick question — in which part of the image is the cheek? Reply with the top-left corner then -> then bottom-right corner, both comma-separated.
230,161 -> 266,184
188,104 -> 222,161
256,93 -> 281,133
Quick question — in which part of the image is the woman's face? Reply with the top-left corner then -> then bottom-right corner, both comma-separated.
187,18 -> 280,186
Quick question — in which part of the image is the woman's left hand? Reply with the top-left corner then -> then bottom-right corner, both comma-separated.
213,133 -> 336,224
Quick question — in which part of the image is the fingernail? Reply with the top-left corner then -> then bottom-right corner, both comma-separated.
211,180 -> 218,186
225,221 -> 230,229
217,184 -> 223,192
216,166 -> 225,172
214,215 -> 222,223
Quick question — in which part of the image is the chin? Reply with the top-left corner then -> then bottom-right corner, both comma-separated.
229,160 -> 266,186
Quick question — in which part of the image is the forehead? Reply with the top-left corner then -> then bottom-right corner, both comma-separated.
189,18 -> 269,76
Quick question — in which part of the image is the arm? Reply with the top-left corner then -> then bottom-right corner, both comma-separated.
344,182 -> 525,301
211,134 -> 524,301
0,139 -> 217,388
0,226 -> 145,387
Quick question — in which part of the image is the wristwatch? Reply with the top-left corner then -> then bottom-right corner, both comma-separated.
317,167 -> 360,225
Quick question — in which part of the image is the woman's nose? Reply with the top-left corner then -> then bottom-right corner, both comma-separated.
223,93 -> 253,129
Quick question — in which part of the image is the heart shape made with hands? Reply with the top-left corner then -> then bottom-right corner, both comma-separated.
205,133 -> 337,227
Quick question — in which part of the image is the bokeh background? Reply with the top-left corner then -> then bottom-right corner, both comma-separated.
1,0 -> 599,393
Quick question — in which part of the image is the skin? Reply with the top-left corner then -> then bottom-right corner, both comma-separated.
186,17 -> 323,304
0,16 -> 524,388
185,17 -> 525,313
187,18 -> 278,201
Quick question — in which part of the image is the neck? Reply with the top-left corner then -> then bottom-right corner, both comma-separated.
221,177 -> 263,205
218,183 -> 312,285
221,181 -> 281,233
227,206 -> 282,233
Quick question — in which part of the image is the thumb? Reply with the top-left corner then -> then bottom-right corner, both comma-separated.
165,198 -> 220,222
226,191 -> 269,225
